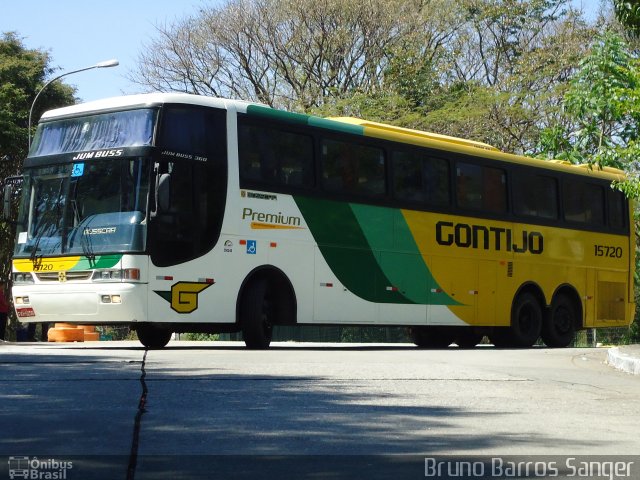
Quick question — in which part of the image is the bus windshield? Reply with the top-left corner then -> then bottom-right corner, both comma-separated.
13,158 -> 151,258
29,108 -> 155,157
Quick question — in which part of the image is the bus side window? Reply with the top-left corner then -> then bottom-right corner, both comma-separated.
423,156 -> 450,206
607,189 -> 626,230
513,173 -> 558,219
393,151 -> 449,207
238,123 -> 314,189
563,181 -> 604,225
322,139 -> 385,196
456,162 -> 505,213
238,125 -> 262,181
393,150 -> 423,202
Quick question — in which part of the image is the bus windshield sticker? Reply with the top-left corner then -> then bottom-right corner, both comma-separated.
71,163 -> 85,177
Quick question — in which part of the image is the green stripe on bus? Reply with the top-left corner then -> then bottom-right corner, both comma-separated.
293,196 -> 410,303
307,117 -> 364,135
246,105 -> 365,136
349,204 -> 459,306
73,254 -> 122,270
246,105 -> 311,125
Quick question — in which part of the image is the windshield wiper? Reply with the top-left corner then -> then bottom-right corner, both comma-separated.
29,178 -> 66,266
29,223 -> 46,267
80,227 -> 97,266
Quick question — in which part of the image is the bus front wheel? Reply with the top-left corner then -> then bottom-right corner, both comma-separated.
542,294 -> 576,348
136,324 -> 172,349
240,279 -> 273,349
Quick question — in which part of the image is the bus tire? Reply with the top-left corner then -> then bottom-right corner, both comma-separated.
510,292 -> 542,347
240,279 -> 273,349
410,326 -> 454,348
136,324 -> 172,349
542,294 -> 576,348
455,329 -> 484,348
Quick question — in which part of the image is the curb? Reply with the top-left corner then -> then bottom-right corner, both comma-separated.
607,347 -> 640,375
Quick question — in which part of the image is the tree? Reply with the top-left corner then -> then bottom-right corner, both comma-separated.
312,1 -> 596,154
130,0 -> 467,110
537,30 -> 640,343
132,0 -> 600,154
614,0 -> 640,37
0,32 -> 75,293
537,31 -> 640,170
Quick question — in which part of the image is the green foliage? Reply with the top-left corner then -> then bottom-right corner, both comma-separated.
97,326 -> 137,341
0,32 -> 76,288
183,332 -> 220,341
538,30 -> 640,344
538,31 -> 640,167
614,0 -> 640,37
0,32 -> 75,163
134,0 -> 596,154
340,327 -> 409,343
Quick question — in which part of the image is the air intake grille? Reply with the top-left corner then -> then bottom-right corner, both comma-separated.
36,271 -> 93,282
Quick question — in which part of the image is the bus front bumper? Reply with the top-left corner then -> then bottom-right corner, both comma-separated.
11,283 -> 148,324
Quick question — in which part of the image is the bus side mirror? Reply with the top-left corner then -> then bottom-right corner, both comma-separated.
2,183 -> 12,221
156,173 -> 171,213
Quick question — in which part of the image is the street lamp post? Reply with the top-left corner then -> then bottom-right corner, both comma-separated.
28,59 -> 119,149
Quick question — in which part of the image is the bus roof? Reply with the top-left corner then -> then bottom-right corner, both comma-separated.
327,117 -> 625,182
39,93 -> 625,182
38,92 -> 259,121
329,117 -> 500,152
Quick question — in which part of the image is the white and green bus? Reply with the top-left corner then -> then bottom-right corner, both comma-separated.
5,93 -> 635,348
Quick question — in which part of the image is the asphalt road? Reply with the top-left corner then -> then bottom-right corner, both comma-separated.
1,341 -> 639,479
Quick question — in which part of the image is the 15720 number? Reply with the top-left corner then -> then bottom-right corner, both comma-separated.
594,245 -> 623,258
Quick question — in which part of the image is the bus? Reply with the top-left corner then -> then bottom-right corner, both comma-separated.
3,93 -> 635,349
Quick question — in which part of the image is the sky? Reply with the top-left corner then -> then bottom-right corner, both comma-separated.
1,0 -> 209,102
2,0 -> 603,106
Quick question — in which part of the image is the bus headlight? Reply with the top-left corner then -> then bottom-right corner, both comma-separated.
92,268 -> 140,282
12,272 -> 35,284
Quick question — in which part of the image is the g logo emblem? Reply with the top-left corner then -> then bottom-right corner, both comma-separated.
170,282 -> 213,314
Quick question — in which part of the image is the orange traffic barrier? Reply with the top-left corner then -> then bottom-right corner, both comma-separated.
48,327 -> 84,342
47,324 -> 101,342
54,323 -> 77,329
84,331 -> 100,341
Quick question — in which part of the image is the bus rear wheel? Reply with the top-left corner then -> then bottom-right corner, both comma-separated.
542,294 -> 576,348
136,324 -> 172,349
240,279 -> 273,349
509,292 -> 542,347
410,326 -> 455,348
